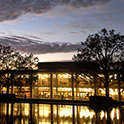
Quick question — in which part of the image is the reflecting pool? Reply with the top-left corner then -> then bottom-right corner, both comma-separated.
0,102 -> 123,124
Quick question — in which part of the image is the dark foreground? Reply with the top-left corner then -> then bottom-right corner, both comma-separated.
0,94 -> 124,124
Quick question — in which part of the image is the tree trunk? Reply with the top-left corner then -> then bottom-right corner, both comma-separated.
104,72 -> 109,97
106,109 -> 111,124
51,104 -> 53,124
95,111 -> 100,124
118,73 -> 121,101
29,103 -> 32,124
94,73 -> 98,96
30,74 -> 33,98
6,103 -> 9,124
7,79 -> 9,94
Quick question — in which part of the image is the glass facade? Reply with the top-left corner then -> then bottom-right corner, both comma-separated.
0,65 -> 124,101
53,73 -> 72,99
38,73 -> 51,98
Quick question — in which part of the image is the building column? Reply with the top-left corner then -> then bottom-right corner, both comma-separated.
50,73 -> 53,99
37,76 -> 39,97
71,73 -> 74,100
75,73 -> 78,99
56,73 -> 58,96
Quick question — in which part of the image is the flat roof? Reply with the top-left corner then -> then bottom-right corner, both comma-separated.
38,61 -> 100,72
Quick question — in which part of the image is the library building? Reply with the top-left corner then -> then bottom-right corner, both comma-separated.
1,62 -> 124,101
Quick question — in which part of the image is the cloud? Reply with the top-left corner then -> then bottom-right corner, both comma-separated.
0,32 -> 5,34
0,35 -> 81,54
56,21 -> 98,31
0,0 -> 112,22
69,32 -> 78,34
67,21 -> 97,30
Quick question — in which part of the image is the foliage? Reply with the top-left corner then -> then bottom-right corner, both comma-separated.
0,45 -> 38,70
0,44 -> 39,94
73,28 -> 124,96
73,28 -> 124,71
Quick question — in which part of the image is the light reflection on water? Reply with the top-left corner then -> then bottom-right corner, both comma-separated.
0,103 -> 123,124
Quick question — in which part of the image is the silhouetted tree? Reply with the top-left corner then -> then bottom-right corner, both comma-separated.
0,44 -> 39,94
73,28 -> 124,97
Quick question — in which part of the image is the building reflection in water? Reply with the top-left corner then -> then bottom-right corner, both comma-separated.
0,103 -> 122,124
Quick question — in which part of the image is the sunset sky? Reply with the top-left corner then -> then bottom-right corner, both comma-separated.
0,0 -> 124,62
